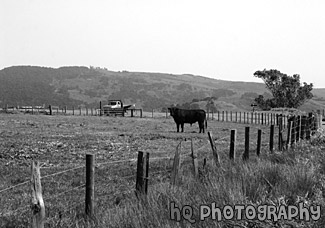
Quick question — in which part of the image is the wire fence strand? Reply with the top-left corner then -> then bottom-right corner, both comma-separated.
41,165 -> 85,180
0,180 -> 30,194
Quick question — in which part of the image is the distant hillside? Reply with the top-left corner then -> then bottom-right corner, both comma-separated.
0,66 -> 324,112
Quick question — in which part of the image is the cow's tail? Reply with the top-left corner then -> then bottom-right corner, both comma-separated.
205,118 -> 207,130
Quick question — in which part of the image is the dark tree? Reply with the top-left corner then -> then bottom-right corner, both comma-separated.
254,69 -> 313,110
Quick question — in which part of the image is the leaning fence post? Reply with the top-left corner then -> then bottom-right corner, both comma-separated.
31,161 -> 45,228
136,151 -> 149,196
229,129 -> 236,160
257,129 -> 262,156
85,154 -> 95,217
170,142 -> 182,186
243,127 -> 250,160
190,139 -> 199,178
269,125 -> 274,152
208,132 -> 221,167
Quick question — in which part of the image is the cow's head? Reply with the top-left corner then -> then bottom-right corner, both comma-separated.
168,107 -> 178,117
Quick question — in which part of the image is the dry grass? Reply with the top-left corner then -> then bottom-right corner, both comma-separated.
1,113 -> 324,227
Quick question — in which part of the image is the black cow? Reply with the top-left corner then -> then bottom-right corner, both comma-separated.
168,107 -> 207,133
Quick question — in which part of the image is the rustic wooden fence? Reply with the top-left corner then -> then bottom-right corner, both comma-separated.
3,104 -> 324,124
0,111 -> 322,227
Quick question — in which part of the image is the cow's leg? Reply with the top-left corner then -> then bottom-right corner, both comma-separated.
181,123 -> 184,132
176,124 -> 180,132
199,122 -> 204,133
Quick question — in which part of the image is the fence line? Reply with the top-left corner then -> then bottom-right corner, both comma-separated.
1,111 -> 322,226
0,180 -> 30,194
40,165 -> 85,180
45,184 -> 85,201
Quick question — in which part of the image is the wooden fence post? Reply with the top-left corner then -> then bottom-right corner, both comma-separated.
191,139 -> 198,178
79,107 -> 82,116
208,132 -> 221,167
31,161 -> 45,228
170,142 -> 182,186
270,125 -> 274,152
229,129 -> 236,160
287,121 -> 292,149
291,116 -> 296,145
239,112 -> 242,123
86,107 -> 88,116
243,112 -> 246,124
243,127 -> 250,160
65,106 -> 67,114
230,111 -> 232,122
278,115 -> 283,151
257,129 -> 262,157
226,111 -> 228,122
235,112 -> 237,122
99,101 -> 102,116
85,154 -> 95,217
136,151 -> 149,195
49,105 -> 52,116
251,112 -> 253,124
140,109 -> 143,118
222,111 -> 224,122
166,108 -> 168,119
276,114 -> 279,126
152,109 -> 154,118
72,106 -> 75,115
297,116 -> 301,142
261,113 -> 264,125
212,110 -> 214,120
301,115 -> 306,140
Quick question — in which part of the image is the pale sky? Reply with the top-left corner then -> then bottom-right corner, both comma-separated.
1,0 -> 325,88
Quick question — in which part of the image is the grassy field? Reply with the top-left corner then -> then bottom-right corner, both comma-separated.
1,112 -> 325,227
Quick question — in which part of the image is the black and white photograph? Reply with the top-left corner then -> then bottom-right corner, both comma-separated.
1,0 -> 325,227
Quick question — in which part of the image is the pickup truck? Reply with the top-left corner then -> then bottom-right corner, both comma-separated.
102,100 -> 135,116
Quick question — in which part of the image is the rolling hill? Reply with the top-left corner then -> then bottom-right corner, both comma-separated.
0,65 -> 324,112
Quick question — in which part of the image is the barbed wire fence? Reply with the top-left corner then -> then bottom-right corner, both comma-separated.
1,111 -> 323,227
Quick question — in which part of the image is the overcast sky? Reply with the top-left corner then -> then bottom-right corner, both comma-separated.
1,0 -> 324,87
